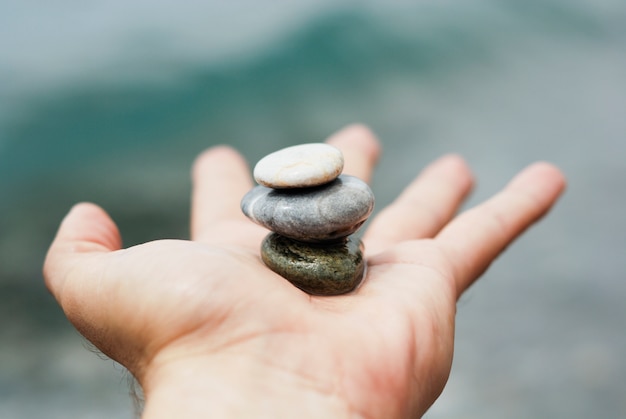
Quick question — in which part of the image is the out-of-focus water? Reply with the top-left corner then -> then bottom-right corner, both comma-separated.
1,1 -> 625,418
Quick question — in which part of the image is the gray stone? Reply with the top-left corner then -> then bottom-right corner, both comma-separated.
253,143 -> 344,188
261,233 -> 365,296
240,175 -> 374,243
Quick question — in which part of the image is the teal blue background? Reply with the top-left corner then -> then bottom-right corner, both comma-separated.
1,1 -> 625,417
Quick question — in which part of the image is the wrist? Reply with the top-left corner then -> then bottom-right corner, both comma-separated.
139,352 -> 358,419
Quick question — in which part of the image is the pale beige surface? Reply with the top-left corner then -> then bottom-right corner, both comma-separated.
253,143 -> 344,188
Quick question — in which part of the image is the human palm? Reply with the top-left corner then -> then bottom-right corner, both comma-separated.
44,125 -> 565,418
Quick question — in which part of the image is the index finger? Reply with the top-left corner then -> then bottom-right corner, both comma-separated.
191,146 -> 253,240
326,124 -> 380,183
435,162 -> 566,297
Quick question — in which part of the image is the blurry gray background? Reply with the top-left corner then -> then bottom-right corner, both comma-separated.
1,0 -> 625,417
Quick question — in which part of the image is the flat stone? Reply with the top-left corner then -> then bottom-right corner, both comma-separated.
253,143 -> 344,188
261,233 -> 365,295
241,175 -> 374,243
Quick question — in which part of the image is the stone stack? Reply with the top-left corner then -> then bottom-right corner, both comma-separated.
241,143 -> 375,295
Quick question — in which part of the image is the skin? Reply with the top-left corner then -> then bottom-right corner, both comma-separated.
43,124 -> 566,418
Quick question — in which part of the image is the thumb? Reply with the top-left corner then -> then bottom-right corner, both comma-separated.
43,202 -> 122,297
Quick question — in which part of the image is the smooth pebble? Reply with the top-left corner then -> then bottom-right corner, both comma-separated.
241,175 -> 374,243
253,143 -> 344,189
261,233 -> 365,295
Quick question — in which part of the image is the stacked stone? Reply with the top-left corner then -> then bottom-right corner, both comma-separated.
241,143 -> 375,296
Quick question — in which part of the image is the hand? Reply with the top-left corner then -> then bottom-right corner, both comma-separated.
44,125 -> 565,418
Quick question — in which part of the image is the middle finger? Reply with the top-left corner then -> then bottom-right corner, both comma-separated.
363,154 -> 474,254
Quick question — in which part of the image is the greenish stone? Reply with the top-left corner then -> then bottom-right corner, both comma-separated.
261,233 -> 365,296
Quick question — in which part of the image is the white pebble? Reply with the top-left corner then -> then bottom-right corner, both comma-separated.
253,143 -> 344,188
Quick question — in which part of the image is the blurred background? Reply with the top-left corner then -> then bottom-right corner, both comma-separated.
1,0 -> 625,417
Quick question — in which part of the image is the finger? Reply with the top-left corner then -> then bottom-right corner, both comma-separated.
326,124 -> 380,183
43,202 -> 121,298
436,162 -> 566,297
191,146 -> 253,240
363,154 -> 473,254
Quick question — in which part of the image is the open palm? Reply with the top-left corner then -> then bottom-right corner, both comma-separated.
44,125 -> 565,418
